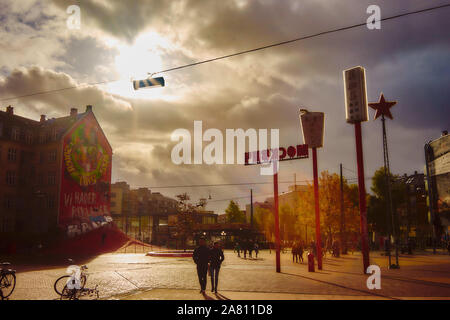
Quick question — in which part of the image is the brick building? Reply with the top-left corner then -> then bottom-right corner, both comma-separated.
110,183 -> 179,243
0,105 -> 112,239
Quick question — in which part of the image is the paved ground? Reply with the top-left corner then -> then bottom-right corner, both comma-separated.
4,249 -> 450,300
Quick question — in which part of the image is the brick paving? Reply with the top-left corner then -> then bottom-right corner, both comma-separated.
4,249 -> 450,300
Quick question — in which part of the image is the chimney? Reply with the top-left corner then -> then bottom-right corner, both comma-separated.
86,105 -> 92,112
70,108 -> 78,117
40,114 -> 46,122
6,105 -> 13,115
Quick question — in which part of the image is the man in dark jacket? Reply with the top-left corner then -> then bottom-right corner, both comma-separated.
209,242 -> 225,293
193,238 -> 210,293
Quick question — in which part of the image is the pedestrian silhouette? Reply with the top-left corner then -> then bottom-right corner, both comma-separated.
193,238 -> 210,294
209,242 -> 224,293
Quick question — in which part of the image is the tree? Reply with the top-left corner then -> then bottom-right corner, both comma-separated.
225,200 -> 246,223
254,206 -> 274,242
297,171 -> 361,246
367,167 -> 406,236
175,193 -> 196,249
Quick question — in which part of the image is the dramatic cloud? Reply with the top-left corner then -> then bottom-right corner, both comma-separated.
1,0 -> 449,213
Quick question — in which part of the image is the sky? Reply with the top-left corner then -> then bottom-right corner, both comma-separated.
0,0 -> 449,214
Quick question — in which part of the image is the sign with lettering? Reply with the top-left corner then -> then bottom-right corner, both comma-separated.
343,66 -> 369,123
300,112 -> 325,148
59,112 -> 112,236
244,144 -> 308,165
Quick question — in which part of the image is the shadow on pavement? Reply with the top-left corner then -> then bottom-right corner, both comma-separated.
281,272 -> 397,300
0,253 -> 98,273
202,292 -> 215,300
215,292 -> 230,300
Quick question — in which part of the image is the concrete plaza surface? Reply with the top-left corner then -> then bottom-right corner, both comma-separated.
4,249 -> 450,300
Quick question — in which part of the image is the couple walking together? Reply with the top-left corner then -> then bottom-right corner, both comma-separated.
193,239 -> 224,294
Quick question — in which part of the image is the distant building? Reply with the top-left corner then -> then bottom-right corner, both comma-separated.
110,182 -> 178,244
397,172 -> 430,246
217,214 -> 228,224
425,130 -> 450,239
0,105 -> 112,239
245,184 -> 307,223
245,201 -> 272,224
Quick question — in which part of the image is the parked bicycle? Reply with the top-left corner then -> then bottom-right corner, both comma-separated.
54,259 -> 99,300
0,262 -> 16,300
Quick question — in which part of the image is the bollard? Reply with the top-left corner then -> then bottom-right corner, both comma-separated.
308,252 -> 315,272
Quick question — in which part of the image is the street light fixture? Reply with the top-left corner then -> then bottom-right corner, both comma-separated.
132,76 -> 165,90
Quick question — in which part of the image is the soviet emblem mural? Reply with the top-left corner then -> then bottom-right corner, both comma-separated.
59,113 -> 113,237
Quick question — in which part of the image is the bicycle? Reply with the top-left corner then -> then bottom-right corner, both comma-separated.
54,259 -> 99,300
0,262 -> 16,300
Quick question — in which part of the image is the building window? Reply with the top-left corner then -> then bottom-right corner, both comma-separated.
3,197 -> 15,214
52,128 -> 57,141
47,172 -> 56,185
38,173 -> 44,185
47,195 -> 55,209
111,201 -> 116,207
6,171 -> 16,185
11,127 -> 20,141
7,148 -> 17,162
0,122 -> 3,137
25,131 -> 33,144
39,133 -> 46,144
40,151 -> 45,163
48,150 -> 57,162
111,193 -> 116,198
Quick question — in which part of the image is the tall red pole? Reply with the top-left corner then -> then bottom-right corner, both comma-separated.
312,147 -> 323,270
273,172 -> 281,273
354,122 -> 370,273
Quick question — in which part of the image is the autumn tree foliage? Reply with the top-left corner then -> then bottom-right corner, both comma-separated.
175,193 -> 196,249
252,171 -> 361,245
225,200 -> 246,223
299,171 -> 361,245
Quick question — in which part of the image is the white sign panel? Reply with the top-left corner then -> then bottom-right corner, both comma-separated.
429,152 -> 450,176
300,112 -> 325,149
343,66 -> 368,123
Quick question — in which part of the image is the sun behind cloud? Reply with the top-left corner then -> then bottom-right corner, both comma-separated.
106,31 -> 170,99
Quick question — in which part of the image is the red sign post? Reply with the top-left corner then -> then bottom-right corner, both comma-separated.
273,171 -> 281,273
300,110 -> 325,270
354,122 -> 370,272
343,66 -> 370,273
245,144 -> 308,273
312,147 -> 323,269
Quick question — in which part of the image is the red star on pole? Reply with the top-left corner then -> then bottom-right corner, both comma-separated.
368,93 -> 397,120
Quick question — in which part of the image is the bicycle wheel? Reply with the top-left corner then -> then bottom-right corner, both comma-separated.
0,273 -> 16,298
60,286 -> 79,300
54,275 -> 86,296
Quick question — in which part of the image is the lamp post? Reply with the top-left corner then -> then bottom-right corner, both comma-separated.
300,109 -> 325,270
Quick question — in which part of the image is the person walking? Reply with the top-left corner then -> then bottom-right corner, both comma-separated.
248,240 -> 253,259
235,242 -> 241,257
292,242 -> 298,263
209,242 -> 225,293
243,240 -> 248,259
254,242 -> 259,259
298,242 -> 304,263
193,238 -> 210,294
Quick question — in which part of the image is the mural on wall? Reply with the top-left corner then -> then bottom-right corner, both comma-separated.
59,113 -> 113,237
